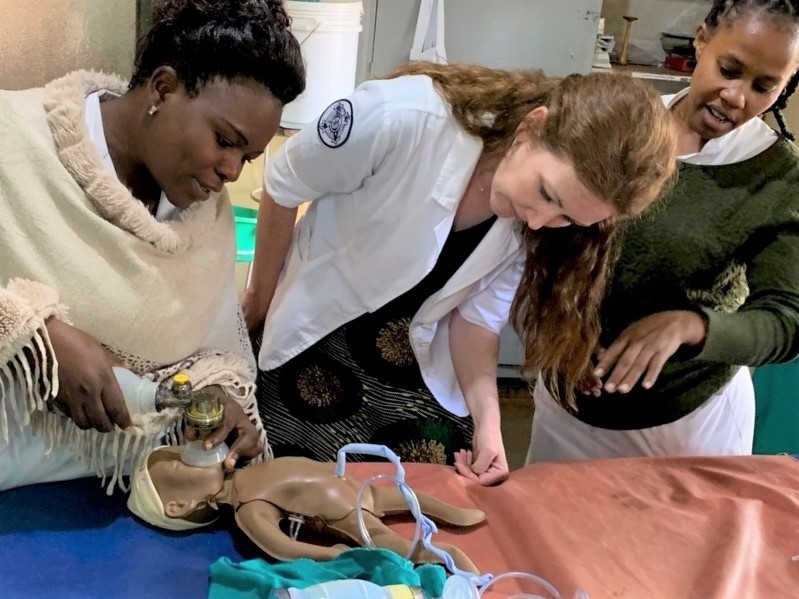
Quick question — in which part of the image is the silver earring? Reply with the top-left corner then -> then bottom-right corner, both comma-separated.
147,104 -> 159,116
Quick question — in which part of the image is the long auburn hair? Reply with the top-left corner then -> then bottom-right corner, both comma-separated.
386,62 -> 678,408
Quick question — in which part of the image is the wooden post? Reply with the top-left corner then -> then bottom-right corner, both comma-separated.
619,15 -> 638,66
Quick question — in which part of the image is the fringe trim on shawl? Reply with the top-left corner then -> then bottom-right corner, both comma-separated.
28,406 -> 184,495
0,327 -> 58,446
22,347 -> 266,496
1,281 -> 266,494
0,280 -> 64,447
29,348 -> 267,496
0,279 -> 184,494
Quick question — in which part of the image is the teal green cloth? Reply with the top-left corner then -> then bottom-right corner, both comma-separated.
208,548 -> 446,599
572,139 -> 799,429
754,359 -> 799,454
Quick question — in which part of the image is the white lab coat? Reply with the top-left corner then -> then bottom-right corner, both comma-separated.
259,75 -> 524,416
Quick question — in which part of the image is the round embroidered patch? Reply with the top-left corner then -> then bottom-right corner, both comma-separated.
317,99 -> 353,148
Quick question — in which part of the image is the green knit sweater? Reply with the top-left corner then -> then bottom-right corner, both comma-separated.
573,138 -> 799,429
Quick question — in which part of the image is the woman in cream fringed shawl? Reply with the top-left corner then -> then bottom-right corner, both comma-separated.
0,0 -> 305,491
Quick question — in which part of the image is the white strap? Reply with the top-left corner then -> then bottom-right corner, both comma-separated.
410,0 -> 447,64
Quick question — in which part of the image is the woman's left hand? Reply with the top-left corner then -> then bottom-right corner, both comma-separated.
184,388 -> 264,470
454,421 -> 509,486
594,310 -> 707,394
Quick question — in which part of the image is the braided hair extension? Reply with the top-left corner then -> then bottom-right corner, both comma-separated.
771,70 -> 799,140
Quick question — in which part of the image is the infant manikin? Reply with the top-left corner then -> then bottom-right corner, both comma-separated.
128,445 -> 485,572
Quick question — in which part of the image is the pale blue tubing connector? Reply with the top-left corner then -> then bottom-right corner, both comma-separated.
334,443 -> 591,599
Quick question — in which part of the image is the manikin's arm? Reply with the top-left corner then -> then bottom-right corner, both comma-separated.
235,501 -> 349,562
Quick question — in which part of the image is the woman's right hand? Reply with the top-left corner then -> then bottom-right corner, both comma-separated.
453,417 -> 510,486
46,318 -> 132,432
593,310 -> 707,394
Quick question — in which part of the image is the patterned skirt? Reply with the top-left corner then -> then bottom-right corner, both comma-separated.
256,312 -> 474,464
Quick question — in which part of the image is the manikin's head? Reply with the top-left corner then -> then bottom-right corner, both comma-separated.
128,446 -> 225,530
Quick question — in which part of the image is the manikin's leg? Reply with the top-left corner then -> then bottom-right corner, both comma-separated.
335,510 -> 481,574
371,485 -> 485,527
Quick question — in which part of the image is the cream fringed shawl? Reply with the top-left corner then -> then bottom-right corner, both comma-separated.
0,71 -> 267,492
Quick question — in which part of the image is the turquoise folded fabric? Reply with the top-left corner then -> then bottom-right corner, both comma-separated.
208,548 -> 446,599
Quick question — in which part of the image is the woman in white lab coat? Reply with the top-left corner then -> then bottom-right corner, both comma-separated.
242,62 -> 677,484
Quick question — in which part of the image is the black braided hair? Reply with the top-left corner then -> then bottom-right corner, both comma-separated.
704,0 -> 799,140
771,70 -> 799,141
129,0 -> 305,105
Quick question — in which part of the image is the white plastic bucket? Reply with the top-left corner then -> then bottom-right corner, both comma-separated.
281,1 -> 363,129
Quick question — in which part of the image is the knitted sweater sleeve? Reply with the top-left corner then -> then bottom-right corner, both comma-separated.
697,196 -> 799,366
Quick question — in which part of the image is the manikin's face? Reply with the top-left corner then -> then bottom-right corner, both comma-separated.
490,110 -> 616,229
149,447 -> 225,506
678,16 -> 799,141
143,74 -> 282,208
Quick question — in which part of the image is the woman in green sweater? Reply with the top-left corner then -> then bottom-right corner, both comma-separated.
527,0 -> 799,461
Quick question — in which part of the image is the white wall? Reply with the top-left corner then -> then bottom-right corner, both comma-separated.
364,0 -> 602,79
0,0 -> 136,89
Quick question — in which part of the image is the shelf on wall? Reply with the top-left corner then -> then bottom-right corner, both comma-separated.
606,64 -> 692,82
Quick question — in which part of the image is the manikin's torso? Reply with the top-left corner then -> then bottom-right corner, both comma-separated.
228,457 -> 380,521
